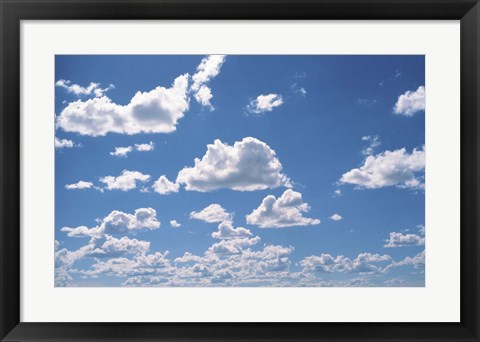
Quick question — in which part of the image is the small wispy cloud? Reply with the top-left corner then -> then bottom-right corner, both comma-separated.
110,141 -> 155,157
56,79 -> 114,98
361,135 -> 381,156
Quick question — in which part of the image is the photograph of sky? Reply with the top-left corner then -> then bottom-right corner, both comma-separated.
55,55 -> 425,287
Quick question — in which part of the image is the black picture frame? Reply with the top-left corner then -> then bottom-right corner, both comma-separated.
1,0 -> 479,341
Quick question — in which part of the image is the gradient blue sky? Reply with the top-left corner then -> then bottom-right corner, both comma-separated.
55,55 -> 425,287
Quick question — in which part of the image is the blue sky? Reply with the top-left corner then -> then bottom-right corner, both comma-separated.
55,55 -> 425,287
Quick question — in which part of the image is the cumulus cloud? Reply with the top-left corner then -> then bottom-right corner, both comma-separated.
100,170 -> 151,191
329,214 -> 343,221
340,146 -> 425,189
135,141 -> 155,152
190,204 -> 232,223
79,251 -> 173,279
55,137 -> 79,149
61,207 -> 160,237
56,74 -> 190,136
384,232 -> 425,248
170,220 -> 181,228
84,235 -> 150,258
301,252 -> 392,274
110,146 -> 133,157
394,86 -> 425,116
55,234 -> 152,287
207,236 -> 261,255
177,137 -> 291,192
191,55 -> 226,110
211,221 -> 252,239
384,250 -> 425,272
246,189 -> 320,228
194,85 -> 214,109
56,79 -> 115,98
152,175 -> 179,195
247,94 -> 283,114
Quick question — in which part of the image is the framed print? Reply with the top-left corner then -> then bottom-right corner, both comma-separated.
0,0 -> 479,341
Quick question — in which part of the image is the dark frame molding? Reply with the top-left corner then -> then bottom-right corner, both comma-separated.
1,0 -> 479,341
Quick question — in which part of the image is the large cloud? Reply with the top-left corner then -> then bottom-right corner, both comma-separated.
177,137 -> 291,192
56,74 -> 190,136
246,189 -> 320,228
340,146 -> 425,189
61,208 -> 160,237
394,86 -> 425,116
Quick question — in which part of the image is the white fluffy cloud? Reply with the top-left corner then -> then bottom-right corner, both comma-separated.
340,146 -> 425,189
56,74 -> 190,136
329,214 -> 343,221
56,79 -> 114,98
211,221 -> 253,240
384,232 -> 425,248
394,86 -> 425,116
61,207 -> 160,237
84,235 -> 150,258
194,86 -> 213,109
207,236 -> 261,255
65,181 -> 94,190
100,170 -> 151,191
170,220 -> 181,228
190,204 -> 232,223
152,175 -> 179,195
191,55 -> 226,110
301,252 -> 392,274
55,137 -> 79,149
135,141 -> 155,152
177,137 -> 291,192
110,146 -> 133,157
79,251 -> 173,279
246,189 -> 320,228
384,250 -> 425,272
247,94 -> 283,114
